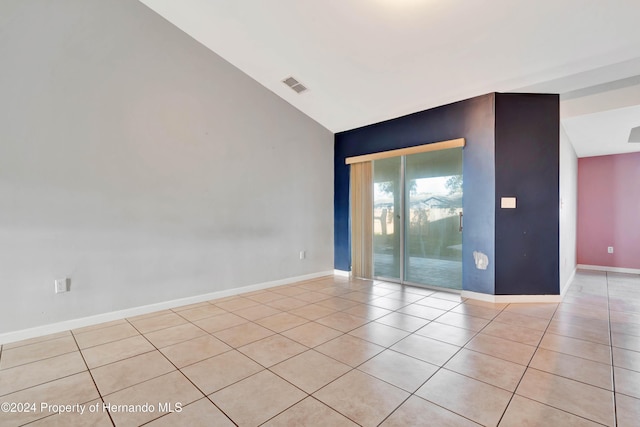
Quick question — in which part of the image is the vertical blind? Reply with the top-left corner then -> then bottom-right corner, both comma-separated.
349,161 -> 373,278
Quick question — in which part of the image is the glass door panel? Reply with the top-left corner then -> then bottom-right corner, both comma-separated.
373,157 -> 401,280
405,149 -> 463,290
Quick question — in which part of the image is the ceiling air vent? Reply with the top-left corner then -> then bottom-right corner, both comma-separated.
628,126 -> 640,143
282,76 -> 308,94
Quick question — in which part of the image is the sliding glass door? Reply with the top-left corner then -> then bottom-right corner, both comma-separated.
404,149 -> 463,290
372,148 -> 463,290
373,157 -> 401,280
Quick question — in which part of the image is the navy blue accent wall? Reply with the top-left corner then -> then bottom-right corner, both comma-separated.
494,93 -> 560,295
334,94 -> 496,294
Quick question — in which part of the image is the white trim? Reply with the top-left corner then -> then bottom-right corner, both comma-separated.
333,269 -> 350,277
0,270 -> 333,345
461,290 -> 563,304
561,267 -> 577,296
577,264 -> 640,275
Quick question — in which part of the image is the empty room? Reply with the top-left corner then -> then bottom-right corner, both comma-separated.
1,1 -> 639,426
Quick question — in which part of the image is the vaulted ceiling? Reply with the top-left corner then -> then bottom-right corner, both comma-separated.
139,0 -> 640,157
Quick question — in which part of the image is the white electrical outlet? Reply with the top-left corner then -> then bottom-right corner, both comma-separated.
608,247 -> 614,254
55,278 -> 69,294
299,250 -> 306,260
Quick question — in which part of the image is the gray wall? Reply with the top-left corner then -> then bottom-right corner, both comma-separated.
0,0 -> 334,334
559,125 -> 578,291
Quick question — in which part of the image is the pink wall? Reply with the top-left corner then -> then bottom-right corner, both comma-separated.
577,152 -> 640,269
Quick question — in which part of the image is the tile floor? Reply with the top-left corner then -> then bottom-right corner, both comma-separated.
374,254 -> 462,290
0,270 -> 638,426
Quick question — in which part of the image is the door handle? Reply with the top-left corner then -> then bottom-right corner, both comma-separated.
459,212 -> 463,232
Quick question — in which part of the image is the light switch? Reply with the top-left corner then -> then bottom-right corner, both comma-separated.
501,197 -> 517,209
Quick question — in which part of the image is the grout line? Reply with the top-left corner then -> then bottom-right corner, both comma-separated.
71,320 -> 129,337
250,284 -> 427,424
69,331 -> 116,427
127,287 -> 389,425
606,271 -> 619,427
1,330 -> 75,351
377,284 -> 502,426
501,273 -> 623,425
135,397 -> 230,427
123,318 -> 240,425
72,327 -> 140,351
0,370 -> 92,400
6,273 -> 637,426
494,300 -> 560,426
204,396 -> 238,427
0,348 -> 83,375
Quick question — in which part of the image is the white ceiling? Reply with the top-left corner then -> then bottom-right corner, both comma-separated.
139,0 -> 640,157
563,104 -> 640,158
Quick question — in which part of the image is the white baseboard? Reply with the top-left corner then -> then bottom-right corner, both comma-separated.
577,264 -> 640,275
462,269 -> 577,304
333,269 -> 350,277
561,267 -> 577,297
461,290 -> 563,304
0,270 -> 333,345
